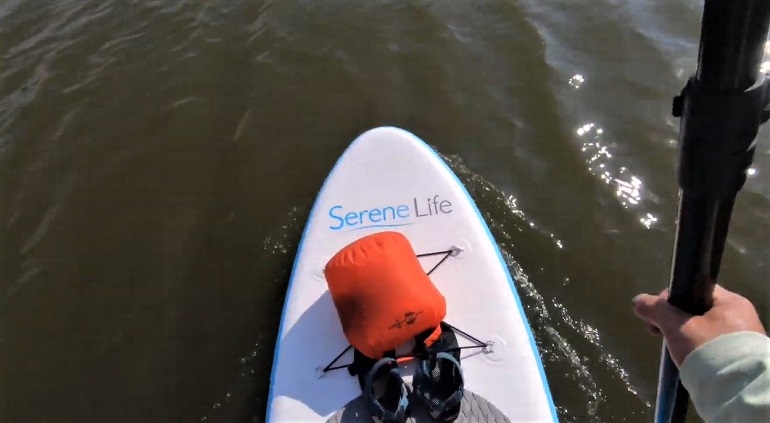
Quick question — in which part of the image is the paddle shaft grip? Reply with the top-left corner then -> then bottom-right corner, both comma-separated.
655,1 -> 770,422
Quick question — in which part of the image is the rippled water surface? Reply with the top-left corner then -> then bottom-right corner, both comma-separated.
1,1 -> 769,422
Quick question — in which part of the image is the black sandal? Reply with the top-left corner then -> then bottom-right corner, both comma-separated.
362,357 -> 411,423
412,322 -> 464,421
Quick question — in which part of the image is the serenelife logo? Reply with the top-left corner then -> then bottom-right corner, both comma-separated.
328,195 -> 453,231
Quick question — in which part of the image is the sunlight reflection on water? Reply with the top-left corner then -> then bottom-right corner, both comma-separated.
576,120 -> 658,229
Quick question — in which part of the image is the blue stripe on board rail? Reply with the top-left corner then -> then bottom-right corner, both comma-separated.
264,136 -> 358,422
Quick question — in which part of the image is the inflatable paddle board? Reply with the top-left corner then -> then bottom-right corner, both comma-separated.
267,127 -> 557,422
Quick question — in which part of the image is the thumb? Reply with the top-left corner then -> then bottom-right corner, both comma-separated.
632,293 -> 691,335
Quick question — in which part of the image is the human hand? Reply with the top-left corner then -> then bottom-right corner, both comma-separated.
632,285 -> 767,366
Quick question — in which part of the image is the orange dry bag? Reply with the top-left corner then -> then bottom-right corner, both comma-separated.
325,231 -> 446,359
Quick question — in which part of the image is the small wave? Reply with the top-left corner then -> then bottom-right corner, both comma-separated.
261,205 -> 308,256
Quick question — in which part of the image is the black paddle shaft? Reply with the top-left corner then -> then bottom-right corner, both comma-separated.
655,1 -> 770,422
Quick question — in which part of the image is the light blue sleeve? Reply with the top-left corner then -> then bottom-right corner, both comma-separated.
679,331 -> 770,423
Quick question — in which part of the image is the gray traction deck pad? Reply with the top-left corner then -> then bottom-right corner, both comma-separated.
325,389 -> 511,423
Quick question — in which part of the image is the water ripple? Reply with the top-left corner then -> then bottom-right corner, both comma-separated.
442,150 -> 647,421
577,121 -> 659,229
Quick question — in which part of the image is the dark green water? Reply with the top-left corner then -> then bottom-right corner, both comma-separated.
1,1 -> 768,422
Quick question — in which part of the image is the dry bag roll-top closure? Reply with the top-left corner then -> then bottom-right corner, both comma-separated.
325,231 -> 446,359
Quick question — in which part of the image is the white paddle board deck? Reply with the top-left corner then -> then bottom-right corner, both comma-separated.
267,127 -> 557,422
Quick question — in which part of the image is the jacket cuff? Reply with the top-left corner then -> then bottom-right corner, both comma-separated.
679,331 -> 770,420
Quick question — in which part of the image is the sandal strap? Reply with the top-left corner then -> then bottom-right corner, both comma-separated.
415,352 -> 464,421
364,357 -> 409,423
